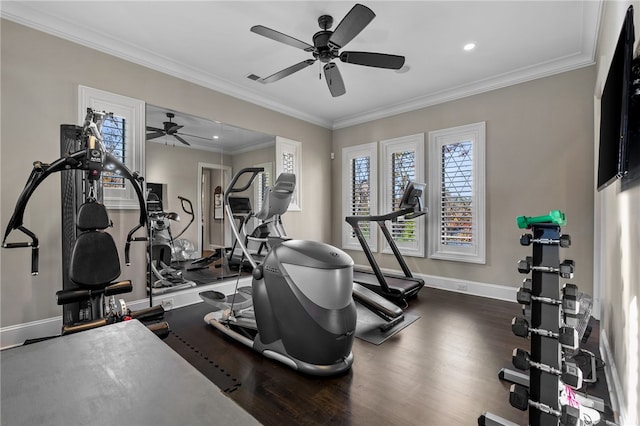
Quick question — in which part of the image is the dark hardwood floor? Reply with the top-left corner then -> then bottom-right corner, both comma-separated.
162,287 -> 611,426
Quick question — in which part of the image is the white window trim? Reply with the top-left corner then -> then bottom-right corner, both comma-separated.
78,85 -> 145,209
380,133 -> 426,257
275,136 -> 301,211
254,161 -> 274,215
341,142 -> 378,251
428,121 -> 486,264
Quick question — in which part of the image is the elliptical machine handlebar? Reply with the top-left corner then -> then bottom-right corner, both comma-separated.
170,196 -> 194,241
224,167 -> 264,271
178,196 -> 193,216
224,167 -> 264,199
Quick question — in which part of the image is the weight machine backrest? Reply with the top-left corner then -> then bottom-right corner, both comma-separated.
69,202 -> 121,287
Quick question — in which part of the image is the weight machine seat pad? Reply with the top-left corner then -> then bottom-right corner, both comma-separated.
76,202 -> 111,230
70,231 -> 121,287
56,288 -> 92,305
55,280 -> 132,305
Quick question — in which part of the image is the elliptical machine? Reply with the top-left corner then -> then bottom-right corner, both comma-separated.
227,172 -> 295,270
200,167 -> 356,376
146,192 -> 196,294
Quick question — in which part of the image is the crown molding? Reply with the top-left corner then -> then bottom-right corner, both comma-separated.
1,1 -> 601,131
0,3 -> 333,129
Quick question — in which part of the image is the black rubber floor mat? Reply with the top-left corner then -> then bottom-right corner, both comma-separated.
354,303 -> 420,345
182,266 -> 239,285
162,303 -> 242,393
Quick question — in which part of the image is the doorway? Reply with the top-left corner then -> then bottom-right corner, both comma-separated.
197,162 -> 232,255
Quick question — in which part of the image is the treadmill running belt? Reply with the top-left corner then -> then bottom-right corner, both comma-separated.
353,269 -> 424,292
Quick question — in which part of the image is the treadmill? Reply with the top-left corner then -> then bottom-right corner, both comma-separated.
345,181 -> 427,306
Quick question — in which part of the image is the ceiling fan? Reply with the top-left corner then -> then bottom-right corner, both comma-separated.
146,112 -> 214,146
250,3 -> 405,97
146,112 -> 191,146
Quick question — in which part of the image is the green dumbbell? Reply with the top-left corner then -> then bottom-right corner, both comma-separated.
516,210 -> 566,229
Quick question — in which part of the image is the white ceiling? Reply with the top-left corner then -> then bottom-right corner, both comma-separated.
1,1 -> 602,130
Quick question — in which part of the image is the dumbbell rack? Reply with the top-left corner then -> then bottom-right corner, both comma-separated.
525,222 -> 564,426
479,213 -> 577,426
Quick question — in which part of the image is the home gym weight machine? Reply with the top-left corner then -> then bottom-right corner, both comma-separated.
479,211 -> 601,426
2,109 -> 168,338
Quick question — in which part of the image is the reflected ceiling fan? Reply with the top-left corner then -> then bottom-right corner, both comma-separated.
250,3 -> 405,97
146,112 -> 212,146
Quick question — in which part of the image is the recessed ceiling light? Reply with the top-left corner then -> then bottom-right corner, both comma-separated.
464,43 -> 476,51
213,135 -> 219,139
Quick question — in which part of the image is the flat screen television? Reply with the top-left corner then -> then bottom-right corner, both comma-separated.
597,5 -> 635,191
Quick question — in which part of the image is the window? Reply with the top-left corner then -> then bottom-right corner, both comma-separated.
381,134 -> 425,257
254,161 -> 273,214
79,85 -> 145,209
342,142 -> 378,250
101,115 -> 126,189
428,122 -> 485,264
275,137 -> 301,211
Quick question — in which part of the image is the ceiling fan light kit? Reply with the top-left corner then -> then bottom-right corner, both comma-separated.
249,3 -> 405,97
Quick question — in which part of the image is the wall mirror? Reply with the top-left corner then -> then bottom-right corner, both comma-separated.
145,104 -> 275,291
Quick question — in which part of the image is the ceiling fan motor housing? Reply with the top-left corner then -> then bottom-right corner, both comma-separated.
313,30 -> 337,63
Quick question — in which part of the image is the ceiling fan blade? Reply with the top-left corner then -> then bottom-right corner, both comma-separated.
146,131 -> 166,140
328,4 -> 375,50
323,63 -> 346,97
250,25 -> 315,52
178,132 -> 213,141
166,124 -> 184,135
340,51 -> 405,69
260,59 -> 316,84
146,126 -> 165,132
173,134 -> 190,146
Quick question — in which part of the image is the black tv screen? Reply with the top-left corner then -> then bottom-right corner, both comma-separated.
597,5 -> 635,191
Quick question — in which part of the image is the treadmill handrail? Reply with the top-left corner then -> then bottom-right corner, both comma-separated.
345,206 -> 424,225
345,207 -> 425,297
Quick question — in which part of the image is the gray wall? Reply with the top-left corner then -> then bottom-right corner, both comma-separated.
332,66 -> 596,295
0,19 -> 332,328
145,142 -> 232,251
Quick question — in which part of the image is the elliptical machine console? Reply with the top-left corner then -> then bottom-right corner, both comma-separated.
200,167 -> 356,376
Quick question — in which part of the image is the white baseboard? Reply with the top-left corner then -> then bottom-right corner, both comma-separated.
416,272 -> 518,302
600,328 -> 626,424
3,272 -> 515,350
0,277 -> 252,350
0,316 -> 63,349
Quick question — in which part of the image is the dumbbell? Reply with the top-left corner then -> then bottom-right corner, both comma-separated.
520,233 -> 571,247
516,285 -> 580,315
512,348 -> 583,389
517,257 -> 575,278
509,384 -> 581,426
562,283 -> 580,314
511,317 -> 579,351
516,210 -> 567,229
